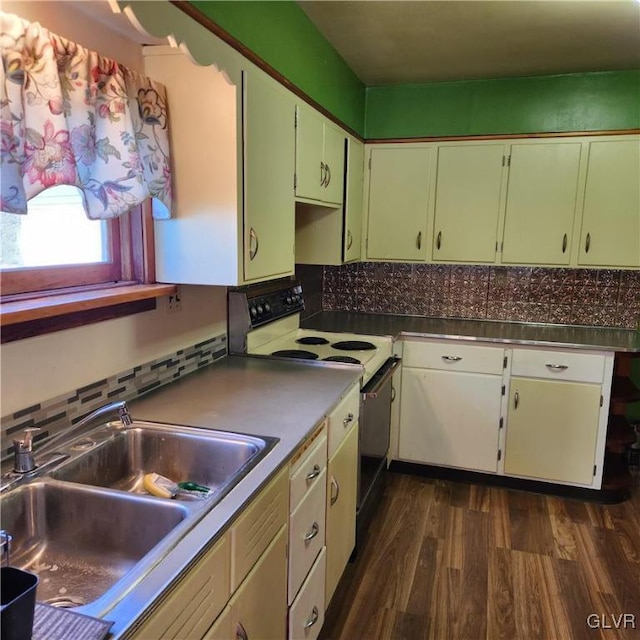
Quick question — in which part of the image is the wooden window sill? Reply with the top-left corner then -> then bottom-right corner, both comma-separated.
0,283 -> 177,342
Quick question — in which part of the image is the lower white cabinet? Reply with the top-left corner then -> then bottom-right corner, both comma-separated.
399,367 -> 503,472
504,377 -> 602,485
325,422 -> 359,607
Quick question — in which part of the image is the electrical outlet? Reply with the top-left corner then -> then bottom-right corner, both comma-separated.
166,288 -> 182,314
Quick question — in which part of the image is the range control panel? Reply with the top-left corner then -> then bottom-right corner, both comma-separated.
246,284 -> 304,327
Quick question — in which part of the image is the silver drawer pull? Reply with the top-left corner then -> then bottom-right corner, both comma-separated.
306,464 -> 321,481
442,355 -> 462,362
343,412 -> 354,428
304,606 -> 319,629
304,522 -> 320,542
545,363 -> 569,371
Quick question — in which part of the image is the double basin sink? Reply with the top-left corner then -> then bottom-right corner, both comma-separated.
0,419 -> 277,613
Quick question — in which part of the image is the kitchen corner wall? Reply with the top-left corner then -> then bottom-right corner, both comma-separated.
297,263 -> 640,330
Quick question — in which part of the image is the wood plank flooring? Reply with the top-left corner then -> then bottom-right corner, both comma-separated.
320,472 -> 640,640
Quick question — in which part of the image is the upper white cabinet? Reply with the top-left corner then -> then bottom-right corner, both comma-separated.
363,134 -> 638,269
501,142 -> 582,266
296,103 -> 345,207
243,70 -> 296,282
578,138 -> 640,268
364,146 -> 435,261
432,143 -> 506,263
295,135 -> 363,265
143,44 -> 295,286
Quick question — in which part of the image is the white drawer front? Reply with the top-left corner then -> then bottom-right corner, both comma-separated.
403,340 -> 505,374
290,433 -> 327,512
327,384 -> 360,459
289,548 -> 326,640
288,468 -> 326,604
511,348 -> 606,383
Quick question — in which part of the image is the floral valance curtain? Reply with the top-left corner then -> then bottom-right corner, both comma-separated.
0,12 -> 172,220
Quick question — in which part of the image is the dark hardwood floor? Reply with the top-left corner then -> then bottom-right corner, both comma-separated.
320,471 -> 640,640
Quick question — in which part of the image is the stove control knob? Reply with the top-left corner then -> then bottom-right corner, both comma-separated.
257,305 -> 264,314
286,296 -> 292,305
250,306 -> 257,317
264,302 -> 271,313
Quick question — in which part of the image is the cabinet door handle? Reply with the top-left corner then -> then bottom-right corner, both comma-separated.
249,228 -> 259,260
304,521 -> 320,542
514,391 -> 519,409
562,233 -> 568,254
442,355 -> 462,362
320,161 -> 326,187
343,412 -> 354,428
347,229 -> 353,250
545,363 -> 569,371
326,163 -> 331,187
236,622 -> 249,640
304,606 -> 320,630
436,231 -> 442,250
330,476 -> 340,505
585,232 -> 591,253
416,231 -> 422,250
391,385 -> 396,403
306,464 -> 321,481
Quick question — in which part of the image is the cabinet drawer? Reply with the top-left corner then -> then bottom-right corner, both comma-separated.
289,548 -> 326,640
403,340 -> 505,374
327,384 -> 360,458
288,468 -> 326,604
511,348 -> 606,383
133,533 -> 230,640
231,466 -> 288,591
290,430 -> 327,512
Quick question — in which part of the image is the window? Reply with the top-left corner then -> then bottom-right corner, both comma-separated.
0,186 -> 129,297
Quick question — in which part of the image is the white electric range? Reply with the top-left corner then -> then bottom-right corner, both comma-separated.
228,282 -> 392,386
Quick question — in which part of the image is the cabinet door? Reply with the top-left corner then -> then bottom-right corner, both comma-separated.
296,105 -> 325,202
366,147 -> 433,261
578,139 -> 640,268
432,144 -> 505,263
322,123 -> 345,206
344,137 -> 364,262
325,423 -> 358,608
501,142 -> 582,265
504,377 -> 601,485
243,71 -> 295,282
398,368 -> 503,472
203,606 -> 232,640
230,526 -> 288,640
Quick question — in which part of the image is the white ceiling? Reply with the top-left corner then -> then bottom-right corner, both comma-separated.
297,0 -> 640,86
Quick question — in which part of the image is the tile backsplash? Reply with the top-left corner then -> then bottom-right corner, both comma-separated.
298,263 -> 640,330
1,334 -> 227,459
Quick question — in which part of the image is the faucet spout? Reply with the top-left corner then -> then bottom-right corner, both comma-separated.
36,400 -> 133,458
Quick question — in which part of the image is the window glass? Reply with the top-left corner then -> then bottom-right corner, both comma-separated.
1,186 -> 109,269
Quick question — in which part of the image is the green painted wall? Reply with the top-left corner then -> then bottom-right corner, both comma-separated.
365,71 -> 640,138
188,1 -> 366,135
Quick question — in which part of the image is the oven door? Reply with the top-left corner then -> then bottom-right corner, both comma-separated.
356,357 -> 401,541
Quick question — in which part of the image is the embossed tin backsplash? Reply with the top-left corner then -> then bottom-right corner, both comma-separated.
297,263 -> 640,329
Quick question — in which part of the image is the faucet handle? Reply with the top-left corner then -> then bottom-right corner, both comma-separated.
13,427 -> 41,453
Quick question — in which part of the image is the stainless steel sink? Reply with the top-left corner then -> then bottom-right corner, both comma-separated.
0,417 -> 278,612
0,481 -> 189,607
50,421 -> 276,501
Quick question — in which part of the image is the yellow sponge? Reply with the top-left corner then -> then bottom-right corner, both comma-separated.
143,472 -> 177,498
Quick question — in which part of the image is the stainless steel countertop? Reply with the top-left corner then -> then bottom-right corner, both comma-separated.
301,312 -> 640,352
91,355 -> 361,638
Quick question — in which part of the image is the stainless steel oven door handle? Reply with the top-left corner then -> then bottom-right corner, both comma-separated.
363,358 -> 402,399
